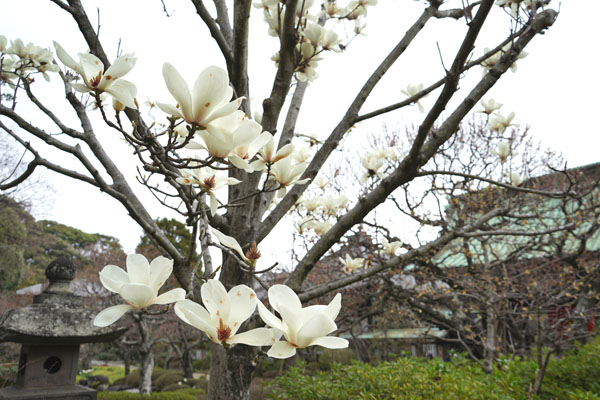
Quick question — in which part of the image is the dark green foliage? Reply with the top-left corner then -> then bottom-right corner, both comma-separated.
161,383 -> 190,392
269,336 -> 600,400
97,388 -> 204,399
0,194 -> 124,288
540,338 -> 600,399
317,348 -> 357,370
153,371 -> 184,391
0,205 -> 26,289
137,218 -> 198,265
192,355 -> 210,371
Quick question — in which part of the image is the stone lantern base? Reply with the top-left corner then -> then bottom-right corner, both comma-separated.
0,384 -> 96,399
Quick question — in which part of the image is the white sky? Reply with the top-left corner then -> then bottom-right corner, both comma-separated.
1,0 -> 599,255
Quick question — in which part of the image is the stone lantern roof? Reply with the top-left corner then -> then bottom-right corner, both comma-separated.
0,257 -> 125,344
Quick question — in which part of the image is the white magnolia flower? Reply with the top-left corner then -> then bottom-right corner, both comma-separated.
6,39 -> 59,81
491,141 -> 511,163
375,147 -> 399,162
250,137 -> 295,171
360,152 -> 385,183
302,197 -> 321,213
93,254 -> 186,327
257,285 -> 348,358
292,146 -> 312,163
0,36 -> 7,52
302,23 -> 324,48
321,195 -> 349,216
312,220 -> 332,236
53,41 -> 137,109
321,0 -> 341,18
175,279 -> 275,346
157,63 -> 243,127
401,83 -> 426,113
339,254 -> 364,274
177,167 -> 241,216
506,172 -> 523,186
270,157 -> 310,197
488,111 -> 517,134
313,176 -> 329,190
296,43 -> 320,83
264,6 -> 284,37
322,30 -> 342,52
480,98 -> 503,114
193,110 -> 270,172
354,20 -> 367,35
482,44 -> 527,73
296,216 -> 316,234
381,238 -> 403,256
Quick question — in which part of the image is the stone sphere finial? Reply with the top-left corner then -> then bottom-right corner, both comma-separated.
45,257 -> 76,283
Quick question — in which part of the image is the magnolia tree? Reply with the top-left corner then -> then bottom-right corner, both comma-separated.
0,0 -> 563,398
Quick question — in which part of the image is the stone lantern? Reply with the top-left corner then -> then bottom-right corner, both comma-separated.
0,258 -> 126,399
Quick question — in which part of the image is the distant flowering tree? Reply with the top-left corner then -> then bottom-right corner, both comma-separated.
0,0 -> 570,398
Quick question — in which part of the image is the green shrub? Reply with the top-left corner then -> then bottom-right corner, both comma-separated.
317,348 -> 357,370
153,371 -> 184,391
193,355 -> 210,371
161,383 -> 191,392
540,336 -> 600,399
112,367 -> 168,389
269,336 -> 600,400
269,357 -> 536,400
77,366 -> 126,384
98,388 -> 204,400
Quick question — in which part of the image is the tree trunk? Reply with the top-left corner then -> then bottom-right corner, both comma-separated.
182,349 -> 195,379
207,343 -> 256,400
136,315 -> 154,395
124,358 -> 130,377
483,301 -> 496,374
139,351 -> 154,395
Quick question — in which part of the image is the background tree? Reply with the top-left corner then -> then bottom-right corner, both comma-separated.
0,1 -> 570,398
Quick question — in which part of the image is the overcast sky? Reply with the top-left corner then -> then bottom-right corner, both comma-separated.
2,0 -> 599,254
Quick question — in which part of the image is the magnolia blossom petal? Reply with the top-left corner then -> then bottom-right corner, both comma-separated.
175,300 -> 218,342
192,66 -> 233,123
126,254 -> 151,284
247,132 -> 273,159
119,283 -> 155,309
297,313 -> 337,341
156,102 -> 184,119
71,83 -> 92,93
148,256 -> 173,292
310,336 -> 349,349
53,41 -> 80,72
104,79 -> 137,109
93,304 -> 132,327
78,53 -> 104,87
256,300 -> 285,332
278,304 -> 303,343
268,284 -> 302,314
201,279 -> 231,323
174,299 -> 212,327
227,285 -> 257,335
228,155 -> 255,173
208,192 -> 218,217
267,340 -> 297,359
154,288 -> 186,305
228,328 -> 275,346
211,228 -> 249,262
163,63 -> 193,121
101,53 -> 136,83
204,98 -> 244,123
99,265 -> 129,293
